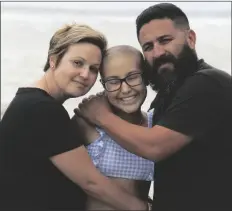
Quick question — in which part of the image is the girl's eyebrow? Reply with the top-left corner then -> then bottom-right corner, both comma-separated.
104,70 -> 141,81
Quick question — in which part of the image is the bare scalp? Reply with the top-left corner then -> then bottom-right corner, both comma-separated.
100,45 -> 144,76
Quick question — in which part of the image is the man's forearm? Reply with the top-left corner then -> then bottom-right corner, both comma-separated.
96,112 -> 191,161
96,113 -> 156,160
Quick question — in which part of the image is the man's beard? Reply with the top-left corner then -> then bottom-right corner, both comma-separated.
144,44 -> 198,92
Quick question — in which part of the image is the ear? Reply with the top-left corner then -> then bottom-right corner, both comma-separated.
49,55 -> 57,70
186,29 -> 196,49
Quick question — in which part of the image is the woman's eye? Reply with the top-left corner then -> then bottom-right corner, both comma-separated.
73,61 -> 83,67
90,66 -> 99,73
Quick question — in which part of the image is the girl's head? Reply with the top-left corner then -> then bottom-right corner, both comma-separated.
100,45 -> 147,114
44,23 -> 107,98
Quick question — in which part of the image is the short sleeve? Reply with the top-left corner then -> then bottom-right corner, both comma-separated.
26,101 -> 84,158
156,74 -> 225,139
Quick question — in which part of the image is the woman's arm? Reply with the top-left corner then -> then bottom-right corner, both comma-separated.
28,102 -> 147,210
70,115 -> 100,145
50,146 -> 147,210
70,115 -> 149,209
137,181 -> 151,201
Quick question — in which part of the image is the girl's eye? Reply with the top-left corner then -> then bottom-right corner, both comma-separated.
108,79 -> 120,85
127,74 -> 139,81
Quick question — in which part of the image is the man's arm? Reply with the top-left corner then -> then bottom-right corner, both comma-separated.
51,146 -> 147,210
96,114 -> 191,161
78,75 -> 223,161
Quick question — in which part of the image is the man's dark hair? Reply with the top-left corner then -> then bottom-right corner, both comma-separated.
136,3 -> 190,38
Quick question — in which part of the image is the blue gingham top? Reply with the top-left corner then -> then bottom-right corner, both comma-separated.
86,110 -> 155,181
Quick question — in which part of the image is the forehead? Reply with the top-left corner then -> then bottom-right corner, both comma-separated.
139,19 -> 178,44
103,53 -> 141,78
65,43 -> 102,61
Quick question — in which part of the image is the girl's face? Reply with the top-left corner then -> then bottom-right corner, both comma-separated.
102,53 -> 147,113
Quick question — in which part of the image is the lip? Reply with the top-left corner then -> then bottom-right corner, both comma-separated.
119,95 -> 137,102
73,80 -> 87,87
158,63 -> 172,74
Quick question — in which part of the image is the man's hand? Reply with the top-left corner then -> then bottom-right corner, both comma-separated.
74,91 -> 112,125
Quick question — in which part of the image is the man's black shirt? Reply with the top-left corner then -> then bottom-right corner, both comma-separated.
151,60 -> 232,211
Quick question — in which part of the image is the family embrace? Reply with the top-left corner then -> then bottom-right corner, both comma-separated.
1,3 -> 231,211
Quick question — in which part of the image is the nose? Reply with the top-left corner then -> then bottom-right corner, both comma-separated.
79,66 -> 89,79
152,42 -> 166,58
120,81 -> 131,93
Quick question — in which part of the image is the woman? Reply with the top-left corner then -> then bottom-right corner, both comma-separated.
73,45 -> 154,210
0,24 -> 147,210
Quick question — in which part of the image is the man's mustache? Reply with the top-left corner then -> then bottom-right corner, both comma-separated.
152,54 -> 177,71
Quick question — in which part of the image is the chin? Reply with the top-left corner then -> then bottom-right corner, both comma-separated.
118,104 -> 141,114
74,86 -> 91,96
67,90 -> 86,98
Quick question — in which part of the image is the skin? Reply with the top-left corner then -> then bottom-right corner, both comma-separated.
75,19 -> 197,161
36,43 -> 101,102
73,48 -> 151,210
33,42 -> 147,210
103,51 -> 146,112
140,19 -> 195,69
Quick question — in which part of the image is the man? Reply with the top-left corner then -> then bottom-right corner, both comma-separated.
76,3 -> 232,211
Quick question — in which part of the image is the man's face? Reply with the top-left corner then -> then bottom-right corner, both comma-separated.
138,18 -> 198,91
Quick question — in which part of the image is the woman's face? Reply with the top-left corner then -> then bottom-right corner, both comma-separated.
102,53 -> 147,113
50,42 -> 102,98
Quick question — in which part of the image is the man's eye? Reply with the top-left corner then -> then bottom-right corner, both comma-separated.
143,45 -> 153,52
160,39 -> 172,45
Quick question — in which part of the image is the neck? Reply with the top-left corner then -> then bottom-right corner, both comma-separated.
111,105 -> 144,125
35,71 -> 67,104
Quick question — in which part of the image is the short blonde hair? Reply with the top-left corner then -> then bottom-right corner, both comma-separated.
44,23 -> 108,71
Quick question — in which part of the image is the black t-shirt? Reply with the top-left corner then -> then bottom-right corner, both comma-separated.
0,88 -> 86,210
151,61 -> 232,211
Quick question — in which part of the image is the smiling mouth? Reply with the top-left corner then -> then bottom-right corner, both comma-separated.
158,63 -> 173,74
73,80 -> 87,87
120,95 -> 137,103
